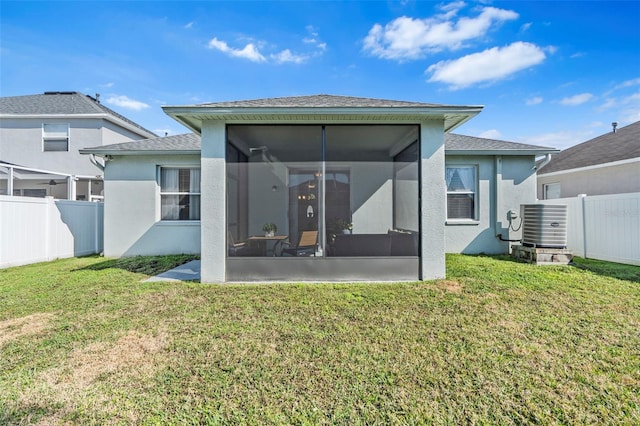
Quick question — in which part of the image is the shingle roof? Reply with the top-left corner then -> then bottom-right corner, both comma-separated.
0,91 -> 156,137
79,133 -> 201,154
194,94 -> 452,108
81,132 -> 555,156
445,133 -> 557,153
538,121 -> 640,174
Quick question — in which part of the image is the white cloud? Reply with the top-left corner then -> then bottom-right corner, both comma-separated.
570,52 -> 586,59
363,5 -> 518,60
478,129 -> 502,139
519,130 -> 594,150
207,37 -> 266,62
207,26 -> 325,64
559,93 -> 594,106
526,96 -> 543,105
302,25 -> 327,55
520,22 -> 532,32
426,42 -> 546,89
613,77 -> 640,91
598,98 -> 617,110
271,49 -> 309,64
105,95 -> 150,111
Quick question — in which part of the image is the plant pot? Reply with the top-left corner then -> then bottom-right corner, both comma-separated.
341,229 -> 351,234
265,231 -> 275,237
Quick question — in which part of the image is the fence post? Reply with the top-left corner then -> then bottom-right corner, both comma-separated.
578,194 -> 588,259
45,196 -> 53,261
94,202 -> 99,254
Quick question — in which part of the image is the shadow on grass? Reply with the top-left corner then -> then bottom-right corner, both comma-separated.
570,257 -> 640,283
479,253 -> 640,284
74,255 -> 199,277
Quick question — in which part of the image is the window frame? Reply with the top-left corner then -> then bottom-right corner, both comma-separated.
445,164 -> 478,222
543,182 -> 561,200
157,166 -> 201,222
42,123 -> 70,152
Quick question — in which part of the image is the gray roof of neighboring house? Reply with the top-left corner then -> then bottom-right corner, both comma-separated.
538,121 -> 640,174
0,91 -> 157,137
80,132 -> 556,156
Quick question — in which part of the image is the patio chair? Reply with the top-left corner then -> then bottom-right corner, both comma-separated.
281,230 -> 318,257
228,231 -> 256,256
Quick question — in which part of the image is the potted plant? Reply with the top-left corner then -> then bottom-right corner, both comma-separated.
332,218 -> 352,234
262,222 -> 277,237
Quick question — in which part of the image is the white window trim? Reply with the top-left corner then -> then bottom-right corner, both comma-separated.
157,165 -> 201,222
445,164 -> 478,222
42,123 -> 70,152
543,182 -> 561,200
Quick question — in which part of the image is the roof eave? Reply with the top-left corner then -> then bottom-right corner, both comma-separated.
162,105 -> 483,133
446,148 -> 560,156
79,149 -> 200,156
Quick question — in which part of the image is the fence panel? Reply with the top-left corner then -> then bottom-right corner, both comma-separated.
583,193 -> 640,265
540,193 -> 640,265
0,195 -> 103,268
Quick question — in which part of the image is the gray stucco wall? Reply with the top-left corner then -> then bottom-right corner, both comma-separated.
420,121 -> 446,279
0,117 -> 148,176
537,161 -> 640,198
103,154 -> 201,257
444,155 -> 537,254
200,121 -> 227,282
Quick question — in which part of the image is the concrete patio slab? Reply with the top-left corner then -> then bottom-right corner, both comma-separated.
144,260 -> 201,282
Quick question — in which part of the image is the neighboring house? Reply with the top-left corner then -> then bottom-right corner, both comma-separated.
537,121 -> 640,199
0,91 -> 156,200
81,94 -> 557,282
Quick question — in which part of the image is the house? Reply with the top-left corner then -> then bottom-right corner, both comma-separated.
537,121 -> 640,199
80,94 -> 557,282
0,91 -> 157,200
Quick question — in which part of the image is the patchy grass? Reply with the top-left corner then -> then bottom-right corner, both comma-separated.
0,254 -> 638,425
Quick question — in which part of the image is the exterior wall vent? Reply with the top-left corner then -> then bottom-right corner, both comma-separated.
521,204 -> 568,248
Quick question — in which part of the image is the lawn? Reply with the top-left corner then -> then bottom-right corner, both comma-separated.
0,254 -> 638,425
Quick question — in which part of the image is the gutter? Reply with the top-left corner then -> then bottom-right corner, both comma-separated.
537,156 -> 640,177
79,149 -> 201,156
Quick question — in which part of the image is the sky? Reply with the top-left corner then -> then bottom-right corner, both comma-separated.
1,0 -> 639,150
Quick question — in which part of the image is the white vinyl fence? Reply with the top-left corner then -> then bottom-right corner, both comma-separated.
0,195 -> 103,268
539,192 -> 640,266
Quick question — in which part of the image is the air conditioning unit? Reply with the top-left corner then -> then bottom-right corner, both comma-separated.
521,204 -> 568,248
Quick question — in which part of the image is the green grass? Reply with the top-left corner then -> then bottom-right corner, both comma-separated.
0,254 -> 638,425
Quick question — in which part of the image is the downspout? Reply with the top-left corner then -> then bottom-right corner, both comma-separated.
89,154 -> 105,172
535,153 -> 552,171
494,155 -> 502,241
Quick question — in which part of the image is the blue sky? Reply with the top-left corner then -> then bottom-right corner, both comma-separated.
1,1 -> 639,149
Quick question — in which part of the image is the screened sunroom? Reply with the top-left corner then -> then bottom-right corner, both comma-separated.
224,124 -> 420,280
162,94 -> 483,282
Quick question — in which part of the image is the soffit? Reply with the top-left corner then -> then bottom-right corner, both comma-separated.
163,108 -> 481,134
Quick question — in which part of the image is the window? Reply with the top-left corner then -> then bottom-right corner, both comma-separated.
446,166 -> 477,220
544,183 -> 561,199
43,123 -> 69,152
159,167 -> 200,220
